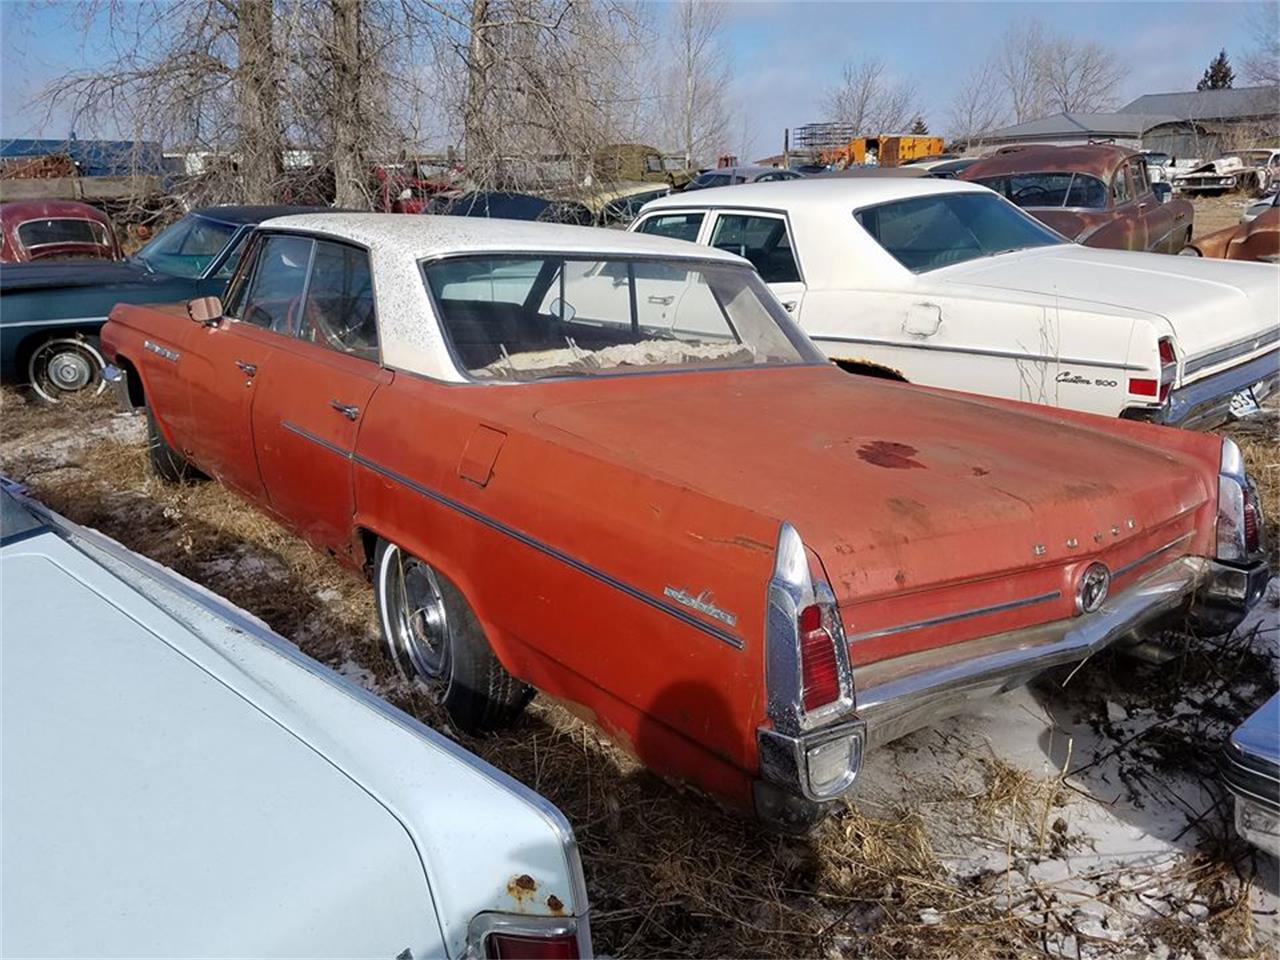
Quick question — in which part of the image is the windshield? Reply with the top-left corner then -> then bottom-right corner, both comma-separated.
855,191 -> 1064,272
423,255 -> 822,381
134,214 -> 237,278
974,172 -> 1107,210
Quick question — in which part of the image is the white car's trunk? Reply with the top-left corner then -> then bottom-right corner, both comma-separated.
938,246 -> 1280,383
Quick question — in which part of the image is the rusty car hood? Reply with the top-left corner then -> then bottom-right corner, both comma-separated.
934,244 -> 1280,376
530,366 -> 1215,605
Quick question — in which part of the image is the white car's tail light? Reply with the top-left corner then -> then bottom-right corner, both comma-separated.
1128,338 -> 1177,403
1218,438 -> 1264,560
485,930 -> 580,959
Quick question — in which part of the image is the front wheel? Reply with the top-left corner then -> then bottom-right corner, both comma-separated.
374,539 -> 532,731
27,335 -> 107,404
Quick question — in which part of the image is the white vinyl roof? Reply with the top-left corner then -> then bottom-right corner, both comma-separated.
258,213 -> 750,382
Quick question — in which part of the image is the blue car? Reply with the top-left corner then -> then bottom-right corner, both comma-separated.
0,204 -> 327,402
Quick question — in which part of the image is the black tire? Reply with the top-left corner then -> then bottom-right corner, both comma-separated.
146,404 -> 201,482
374,539 -> 532,731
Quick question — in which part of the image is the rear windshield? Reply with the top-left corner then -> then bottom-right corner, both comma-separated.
855,192 -> 1063,273
16,218 -> 109,249
974,172 -> 1107,210
422,255 -> 822,381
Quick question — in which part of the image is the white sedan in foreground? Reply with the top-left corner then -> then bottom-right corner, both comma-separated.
634,178 -> 1279,429
0,482 -> 590,959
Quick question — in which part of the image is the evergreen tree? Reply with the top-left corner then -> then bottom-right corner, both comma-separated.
1198,49 -> 1235,90
909,115 -> 929,135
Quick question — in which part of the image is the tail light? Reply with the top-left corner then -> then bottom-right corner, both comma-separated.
486,931 -> 580,959
799,602 -> 842,711
1218,438 -> 1265,560
1128,338 -> 1178,403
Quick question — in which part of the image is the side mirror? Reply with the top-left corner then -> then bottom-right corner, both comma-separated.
187,295 -> 224,325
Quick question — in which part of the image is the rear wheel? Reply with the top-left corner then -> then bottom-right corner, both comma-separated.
27,335 -> 107,405
146,403 -> 201,482
374,539 -> 532,731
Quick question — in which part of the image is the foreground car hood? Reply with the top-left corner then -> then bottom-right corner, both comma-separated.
935,245 -> 1280,375
533,366 -> 1215,605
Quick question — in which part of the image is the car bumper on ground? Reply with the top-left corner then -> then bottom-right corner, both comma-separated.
1124,349 -> 1280,431
755,553 -> 1270,826
102,363 -> 137,412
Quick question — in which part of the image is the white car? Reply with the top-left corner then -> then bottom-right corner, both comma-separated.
0,482 -> 591,959
633,178 -> 1279,428
1174,149 -> 1280,197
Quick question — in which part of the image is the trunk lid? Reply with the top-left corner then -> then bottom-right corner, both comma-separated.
531,366 -> 1214,608
938,245 -> 1280,381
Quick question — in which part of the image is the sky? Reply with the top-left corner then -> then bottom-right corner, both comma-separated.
0,0 -> 1271,160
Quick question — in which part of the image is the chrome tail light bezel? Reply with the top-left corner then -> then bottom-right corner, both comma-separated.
1217,437 -> 1265,561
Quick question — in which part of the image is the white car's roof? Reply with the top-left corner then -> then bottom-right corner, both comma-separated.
640,175 -> 988,212
265,212 -> 746,264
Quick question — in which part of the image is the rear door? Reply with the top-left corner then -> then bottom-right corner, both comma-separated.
250,239 -> 389,554
1107,162 -> 1148,251
703,211 -> 806,318
182,233 -> 313,500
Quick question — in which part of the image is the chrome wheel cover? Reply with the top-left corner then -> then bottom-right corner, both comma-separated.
382,546 -> 450,681
28,338 -> 107,403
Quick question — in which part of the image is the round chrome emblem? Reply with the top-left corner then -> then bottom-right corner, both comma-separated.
1076,562 -> 1111,614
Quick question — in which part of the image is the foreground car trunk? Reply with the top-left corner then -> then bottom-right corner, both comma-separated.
531,366 -> 1220,665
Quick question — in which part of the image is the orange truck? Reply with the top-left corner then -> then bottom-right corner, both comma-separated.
822,134 -> 944,168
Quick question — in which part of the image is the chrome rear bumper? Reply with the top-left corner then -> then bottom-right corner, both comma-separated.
754,554 -> 1269,827
1125,349 -> 1279,431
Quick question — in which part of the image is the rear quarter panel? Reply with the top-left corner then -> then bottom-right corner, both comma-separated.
353,374 -> 780,807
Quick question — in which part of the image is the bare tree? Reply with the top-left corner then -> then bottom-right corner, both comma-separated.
822,57 -> 916,134
947,60 -> 1007,150
670,0 -> 730,167
995,18 -> 1125,122
234,0 -> 283,202
1241,3 -> 1280,87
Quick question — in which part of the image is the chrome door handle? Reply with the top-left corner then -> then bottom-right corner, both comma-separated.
235,360 -> 257,377
330,400 -> 360,420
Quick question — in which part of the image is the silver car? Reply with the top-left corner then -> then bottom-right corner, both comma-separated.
1222,692 -> 1280,857
0,483 -> 592,958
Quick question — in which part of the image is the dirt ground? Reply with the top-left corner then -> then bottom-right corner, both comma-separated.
1,388 -> 1277,959
1190,194 -> 1259,241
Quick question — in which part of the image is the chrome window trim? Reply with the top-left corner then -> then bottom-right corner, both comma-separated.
14,216 -> 112,249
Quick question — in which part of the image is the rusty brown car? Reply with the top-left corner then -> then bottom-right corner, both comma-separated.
961,144 -> 1194,254
1188,191 -> 1280,262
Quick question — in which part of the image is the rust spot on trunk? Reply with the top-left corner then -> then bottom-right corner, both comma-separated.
857,441 -> 924,470
508,874 -> 538,907
547,894 -> 565,915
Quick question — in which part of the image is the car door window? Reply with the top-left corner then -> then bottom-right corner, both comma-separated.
709,213 -> 801,283
1112,165 -> 1132,205
236,235 -> 314,335
1131,160 -> 1150,197
636,212 -> 704,242
298,241 -> 379,361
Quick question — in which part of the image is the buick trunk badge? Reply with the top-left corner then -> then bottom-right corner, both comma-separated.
1076,563 -> 1111,614
664,587 -> 738,627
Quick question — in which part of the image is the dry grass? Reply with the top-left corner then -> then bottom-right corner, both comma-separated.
1189,194 -> 1256,241
1,385 -> 1274,959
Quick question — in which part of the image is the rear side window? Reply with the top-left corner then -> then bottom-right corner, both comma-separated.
708,214 -> 801,283
1112,166 -> 1132,204
236,235 -> 314,333
636,212 -> 704,242
299,241 -> 378,361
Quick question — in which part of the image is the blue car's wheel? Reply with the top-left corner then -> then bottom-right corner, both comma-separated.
27,335 -> 107,404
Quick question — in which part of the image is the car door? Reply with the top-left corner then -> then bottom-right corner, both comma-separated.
1129,159 -> 1174,253
703,211 -> 806,318
1103,161 -> 1147,251
250,239 -> 390,554
181,233 -> 310,500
